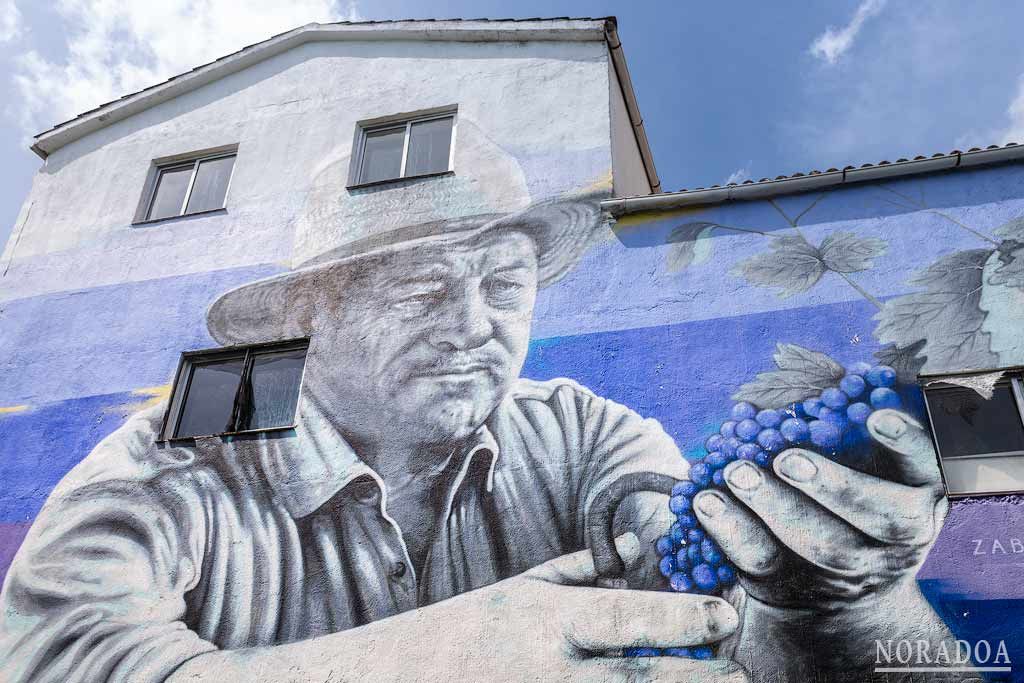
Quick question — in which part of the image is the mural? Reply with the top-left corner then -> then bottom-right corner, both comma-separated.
2,164 -> 1024,683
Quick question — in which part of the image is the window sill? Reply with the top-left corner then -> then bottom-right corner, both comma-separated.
161,424 -> 297,443
346,170 -> 453,191
132,207 -> 227,227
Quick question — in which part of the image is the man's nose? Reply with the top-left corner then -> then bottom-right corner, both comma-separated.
427,284 -> 494,351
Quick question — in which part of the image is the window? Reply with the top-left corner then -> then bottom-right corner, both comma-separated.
922,370 -> 1024,497
162,340 -> 307,440
144,152 -> 236,222
352,110 -> 455,186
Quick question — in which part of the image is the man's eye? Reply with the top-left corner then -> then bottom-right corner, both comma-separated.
486,276 -> 527,301
392,290 -> 443,313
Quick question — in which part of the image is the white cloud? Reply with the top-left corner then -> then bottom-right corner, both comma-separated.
724,163 -> 751,185
809,0 -> 887,65
0,0 -> 22,43
997,76 -> 1024,144
12,0 -> 361,137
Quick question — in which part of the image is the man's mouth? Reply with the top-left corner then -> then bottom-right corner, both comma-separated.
410,362 -> 495,380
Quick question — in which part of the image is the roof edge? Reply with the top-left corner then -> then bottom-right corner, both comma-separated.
601,144 -> 1024,216
604,20 -> 660,193
32,18 -> 610,159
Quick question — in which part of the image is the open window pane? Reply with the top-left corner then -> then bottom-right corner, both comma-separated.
147,165 -> 194,220
175,357 -> 245,438
359,127 -> 405,183
405,117 -> 453,176
242,349 -> 306,430
925,384 -> 1024,458
941,454 -> 1024,495
185,155 -> 235,214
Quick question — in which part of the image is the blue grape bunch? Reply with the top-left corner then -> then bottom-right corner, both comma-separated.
625,362 -> 901,660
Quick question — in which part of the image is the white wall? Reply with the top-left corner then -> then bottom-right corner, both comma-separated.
3,37 -> 614,302
608,59 -> 651,198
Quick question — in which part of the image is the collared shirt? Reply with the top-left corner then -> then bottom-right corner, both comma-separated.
0,378 -> 686,683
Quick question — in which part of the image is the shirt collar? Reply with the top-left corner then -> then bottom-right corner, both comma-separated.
259,395 -> 501,519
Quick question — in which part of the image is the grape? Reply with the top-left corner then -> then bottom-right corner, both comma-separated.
808,420 -> 841,449
780,417 -> 809,443
669,572 -> 694,592
689,463 -> 712,487
659,555 -> 677,577
674,548 -> 690,569
846,402 -> 872,425
669,495 -> 692,515
802,397 -> 823,418
700,539 -> 724,566
757,428 -> 785,453
720,437 -> 740,458
663,648 -> 692,657
687,528 -> 705,544
691,563 -> 718,592
870,387 -> 901,409
672,481 -> 699,497
711,469 -> 725,486
624,647 -> 661,657
735,418 -> 760,442
756,408 -> 782,428
677,513 -> 698,529
820,387 -> 849,409
732,402 -> 758,421
754,450 -> 772,467
656,535 -> 675,556
818,406 -> 848,431
705,434 -> 724,452
866,365 -> 897,388
839,374 -> 867,398
670,523 -> 685,543
736,442 -> 761,460
719,420 -> 737,438
847,361 -> 872,376
717,565 -> 737,585
687,543 -> 702,565
705,452 -> 728,469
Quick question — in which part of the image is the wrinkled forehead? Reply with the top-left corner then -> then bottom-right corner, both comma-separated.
356,229 -> 539,286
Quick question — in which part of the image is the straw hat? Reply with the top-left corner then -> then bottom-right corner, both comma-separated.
206,195 -> 605,345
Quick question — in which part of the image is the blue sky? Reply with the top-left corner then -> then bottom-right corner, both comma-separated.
2,1 -> 1024,249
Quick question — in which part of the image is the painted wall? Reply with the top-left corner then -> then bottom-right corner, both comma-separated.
2,29 -> 1024,683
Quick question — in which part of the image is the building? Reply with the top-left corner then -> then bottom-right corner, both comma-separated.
2,15 -> 1023,683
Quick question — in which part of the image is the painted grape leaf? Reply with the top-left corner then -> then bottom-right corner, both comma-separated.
874,341 -> 927,384
732,343 -> 846,408
874,249 -> 999,373
995,216 -> 1024,241
988,216 -> 1024,289
819,232 -> 888,273
731,235 -> 826,297
666,221 -> 718,272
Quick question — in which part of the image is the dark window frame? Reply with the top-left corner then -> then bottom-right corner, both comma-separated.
919,365 -> 1024,498
135,148 -> 238,225
347,106 -> 457,189
160,338 -> 309,442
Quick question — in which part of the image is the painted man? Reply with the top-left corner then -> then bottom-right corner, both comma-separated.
0,197 -> 950,682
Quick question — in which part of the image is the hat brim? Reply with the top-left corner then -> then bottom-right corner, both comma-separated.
206,195 -> 605,346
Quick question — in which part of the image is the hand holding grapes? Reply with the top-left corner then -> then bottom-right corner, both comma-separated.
693,408 -> 949,675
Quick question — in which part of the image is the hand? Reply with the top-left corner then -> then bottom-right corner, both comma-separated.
692,409 -> 950,675
170,533 -> 747,683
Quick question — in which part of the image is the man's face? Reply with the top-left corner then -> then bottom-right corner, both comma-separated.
312,230 -> 538,446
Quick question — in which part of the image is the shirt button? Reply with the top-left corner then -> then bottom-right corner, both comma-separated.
389,561 -> 407,579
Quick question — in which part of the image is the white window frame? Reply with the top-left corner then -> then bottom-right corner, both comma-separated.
349,107 -> 457,188
921,367 -> 1024,498
140,150 -> 237,223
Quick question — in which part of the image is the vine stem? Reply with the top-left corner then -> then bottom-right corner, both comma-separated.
879,185 -> 1000,246
713,223 -> 769,237
769,198 -> 886,310
837,272 -> 884,310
